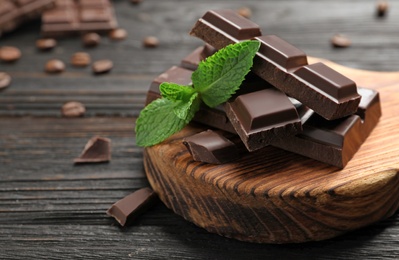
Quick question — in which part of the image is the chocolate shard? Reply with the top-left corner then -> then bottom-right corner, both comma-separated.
106,187 -> 158,226
225,88 -> 302,152
190,9 -> 361,120
0,0 -> 55,37
74,136 -> 111,164
41,0 -> 118,37
183,130 -> 240,164
269,87 -> 381,168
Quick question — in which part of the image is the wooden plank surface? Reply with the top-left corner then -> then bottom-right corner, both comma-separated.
1,0 -> 399,259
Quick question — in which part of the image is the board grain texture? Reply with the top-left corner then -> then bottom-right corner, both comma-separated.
1,0 -> 399,259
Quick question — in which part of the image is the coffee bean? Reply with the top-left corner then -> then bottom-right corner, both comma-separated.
331,34 -> 351,48
0,46 -> 21,62
71,52 -> 91,67
36,38 -> 57,51
0,72 -> 11,90
109,28 -> 128,41
61,101 -> 86,118
376,0 -> 388,17
237,7 -> 252,19
82,32 -> 101,47
92,59 -> 113,74
143,36 -> 159,48
45,59 -> 66,73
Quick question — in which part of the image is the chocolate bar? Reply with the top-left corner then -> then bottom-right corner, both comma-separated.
106,187 -> 158,226
269,87 -> 381,168
183,130 -> 239,164
0,0 -> 55,37
190,9 -> 361,120
41,0 -> 118,37
225,88 -> 302,152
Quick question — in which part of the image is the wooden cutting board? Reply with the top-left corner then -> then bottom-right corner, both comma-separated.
143,57 -> 399,243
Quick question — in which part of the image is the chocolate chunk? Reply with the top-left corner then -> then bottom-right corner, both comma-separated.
92,59 -> 113,74
61,101 -> 86,117
0,72 -> 12,90
0,46 -> 22,62
44,59 -> 65,73
0,0 -> 55,37
71,52 -> 91,67
143,36 -> 160,48
109,28 -> 127,40
200,44 -> 217,60
331,34 -> 351,48
183,130 -> 240,164
82,32 -> 101,47
190,10 -> 361,120
269,87 -> 381,168
225,88 -> 302,151
36,38 -> 57,51
106,187 -> 158,226
41,0 -> 118,38
180,45 -> 218,71
74,136 -> 111,164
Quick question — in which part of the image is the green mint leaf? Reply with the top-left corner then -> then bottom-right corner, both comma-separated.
173,92 -> 201,121
135,98 -> 187,147
191,40 -> 260,108
160,82 -> 195,102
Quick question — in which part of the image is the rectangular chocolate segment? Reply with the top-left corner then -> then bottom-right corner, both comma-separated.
225,88 -> 302,151
106,187 -> 158,226
41,0 -> 118,37
190,10 -> 361,120
183,130 -> 240,164
0,0 -> 55,37
269,87 -> 381,168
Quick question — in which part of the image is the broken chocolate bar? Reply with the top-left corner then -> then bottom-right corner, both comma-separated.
0,0 -> 55,37
183,130 -> 239,164
41,0 -> 118,37
225,88 -> 302,152
190,9 -> 361,120
106,187 -> 158,226
74,136 -> 111,164
269,87 -> 381,168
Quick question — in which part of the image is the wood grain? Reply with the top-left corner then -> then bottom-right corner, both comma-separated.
144,58 -> 399,243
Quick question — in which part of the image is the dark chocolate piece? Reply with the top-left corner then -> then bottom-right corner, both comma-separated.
225,88 -> 302,151
180,46 -> 205,71
74,136 -> 111,164
183,130 -> 239,164
106,187 -> 158,226
190,10 -> 361,120
41,0 -> 118,37
0,0 -> 55,37
269,87 -> 381,168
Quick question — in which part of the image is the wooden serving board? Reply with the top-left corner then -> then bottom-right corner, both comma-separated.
143,57 -> 399,243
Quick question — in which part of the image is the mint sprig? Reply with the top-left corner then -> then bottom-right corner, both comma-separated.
135,40 -> 260,147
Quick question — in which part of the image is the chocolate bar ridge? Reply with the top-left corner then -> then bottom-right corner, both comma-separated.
190,9 -> 361,120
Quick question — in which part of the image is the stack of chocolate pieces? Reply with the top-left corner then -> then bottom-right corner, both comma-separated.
146,9 -> 382,168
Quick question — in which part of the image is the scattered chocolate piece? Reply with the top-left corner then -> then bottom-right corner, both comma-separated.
109,28 -> 128,40
183,130 -> 240,164
237,7 -> 252,19
92,59 -> 113,74
74,136 -> 111,164
36,38 -> 57,51
45,59 -> 65,73
71,52 -> 91,67
331,34 -> 351,48
82,32 -> 101,47
0,46 -> 21,62
225,88 -> 302,152
130,0 -> 143,4
0,72 -> 12,90
0,0 -> 55,37
41,0 -> 118,38
189,9 -> 361,120
376,0 -> 388,17
106,187 -> 158,227
143,36 -> 159,48
61,101 -> 86,118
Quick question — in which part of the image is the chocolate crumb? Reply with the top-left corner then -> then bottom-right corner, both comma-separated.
74,136 -> 111,164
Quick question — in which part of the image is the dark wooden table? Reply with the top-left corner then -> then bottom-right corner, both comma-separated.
1,1 -> 399,259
